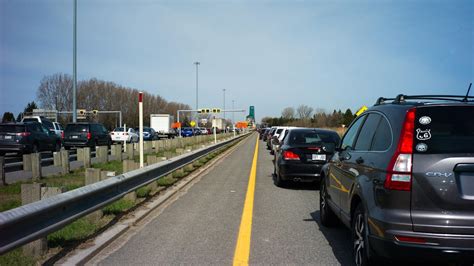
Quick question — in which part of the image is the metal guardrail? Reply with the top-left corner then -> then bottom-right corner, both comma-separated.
0,133 -> 249,254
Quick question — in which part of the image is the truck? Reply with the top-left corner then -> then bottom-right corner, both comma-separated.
150,114 -> 176,139
212,118 -> 225,132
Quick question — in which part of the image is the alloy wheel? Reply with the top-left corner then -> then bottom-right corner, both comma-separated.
353,212 -> 365,266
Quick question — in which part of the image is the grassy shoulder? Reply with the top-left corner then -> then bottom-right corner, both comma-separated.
0,135 -> 241,264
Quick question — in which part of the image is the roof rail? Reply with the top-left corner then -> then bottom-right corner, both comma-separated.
375,95 -> 474,105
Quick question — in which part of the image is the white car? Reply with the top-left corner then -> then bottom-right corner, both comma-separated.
199,128 -> 208,135
110,127 -> 139,143
271,127 -> 295,154
52,122 -> 64,138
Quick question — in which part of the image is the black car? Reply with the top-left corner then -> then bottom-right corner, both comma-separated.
134,127 -> 158,141
63,122 -> 111,150
259,128 -> 269,140
320,95 -> 474,265
273,128 -> 340,187
0,122 -> 61,155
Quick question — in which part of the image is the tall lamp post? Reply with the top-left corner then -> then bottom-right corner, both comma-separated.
72,0 -> 77,122
223,89 -> 226,131
194,61 -> 200,123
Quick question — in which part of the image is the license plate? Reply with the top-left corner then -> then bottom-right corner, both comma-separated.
312,154 -> 326,161
4,135 -> 12,140
72,135 -> 78,139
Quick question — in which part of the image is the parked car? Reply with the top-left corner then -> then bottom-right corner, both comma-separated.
320,95 -> 474,265
180,127 -> 195,137
273,128 -> 340,187
21,116 -> 55,132
267,127 -> 284,151
262,128 -> 272,142
63,122 -> 111,149
52,122 -> 64,138
199,128 -> 208,135
265,127 -> 277,149
271,127 -> 296,155
0,122 -> 61,155
259,128 -> 269,140
134,127 -> 158,141
111,127 -> 139,143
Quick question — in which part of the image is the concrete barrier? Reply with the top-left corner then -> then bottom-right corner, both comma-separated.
85,168 -> 103,222
96,146 -> 108,164
83,147 -> 91,168
22,154 -> 32,171
31,153 -> 42,180
111,144 -> 122,161
53,151 -> 61,167
126,143 -> 134,159
60,150 -> 70,174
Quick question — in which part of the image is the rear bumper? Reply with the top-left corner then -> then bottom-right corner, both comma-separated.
369,234 -> 474,263
63,140 -> 92,148
278,162 -> 323,182
0,144 -> 30,153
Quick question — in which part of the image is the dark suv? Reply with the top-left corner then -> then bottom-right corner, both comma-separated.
0,122 -> 61,155
320,95 -> 474,265
63,122 -> 111,150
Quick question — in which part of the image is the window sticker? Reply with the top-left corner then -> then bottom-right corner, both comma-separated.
416,143 -> 428,152
416,128 -> 431,141
419,116 -> 431,125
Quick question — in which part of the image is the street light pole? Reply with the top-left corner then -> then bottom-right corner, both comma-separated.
232,100 -> 235,123
223,89 -> 226,131
72,0 -> 77,122
194,61 -> 200,122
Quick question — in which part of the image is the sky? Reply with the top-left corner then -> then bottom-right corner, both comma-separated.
1,0 -> 473,122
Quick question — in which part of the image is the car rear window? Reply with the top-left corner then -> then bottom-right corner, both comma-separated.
114,127 -> 125,132
22,118 -> 38,123
0,125 -> 25,133
66,124 -> 89,132
288,130 -> 339,145
414,106 -> 474,154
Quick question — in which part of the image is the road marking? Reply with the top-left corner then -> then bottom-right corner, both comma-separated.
233,136 -> 259,266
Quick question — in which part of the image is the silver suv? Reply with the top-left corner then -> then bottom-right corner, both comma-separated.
320,95 -> 474,265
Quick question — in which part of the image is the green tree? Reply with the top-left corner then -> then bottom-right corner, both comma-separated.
1,112 -> 15,123
342,108 -> 354,126
24,101 -> 38,114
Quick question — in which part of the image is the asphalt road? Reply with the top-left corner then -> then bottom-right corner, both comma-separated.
94,134 -> 353,265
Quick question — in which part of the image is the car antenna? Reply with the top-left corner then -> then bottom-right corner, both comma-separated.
463,82 -> 472,102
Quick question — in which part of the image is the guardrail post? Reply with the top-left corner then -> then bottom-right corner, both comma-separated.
111,144 -> 122,161
53,151 -> 61,167
21,183 -> 46,257
83,147 -> 91,168
0,156 -> 5,186
85,168 -> 103,222
126,143 -> 134,160
60,150 -> 70,174
31,153 -> 42,180
145,141 -> 153,154
22,154 -> 32,171
147,155 -> 157,165
77,148 -> 84,163
175,148 -> 184,155
96,146 -> 108,164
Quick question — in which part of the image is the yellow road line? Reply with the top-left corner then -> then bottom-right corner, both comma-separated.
233,136 -> 259,266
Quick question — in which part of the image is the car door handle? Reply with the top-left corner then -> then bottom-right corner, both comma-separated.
356,157 -> 364,164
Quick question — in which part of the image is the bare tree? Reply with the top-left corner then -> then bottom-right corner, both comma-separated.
296,105 -> 313,120
37,73 -> 73,111
281,107 -> 295,119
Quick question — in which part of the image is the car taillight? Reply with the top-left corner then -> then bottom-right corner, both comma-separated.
86,132 -> 91,140
283,150 -> 300,160
124,132 -> 129,136
61,132 -> 65,139
16,132 -> 31,137
111,132 -> 114,135
385,108 -> 415,191
395,235 -> 427,244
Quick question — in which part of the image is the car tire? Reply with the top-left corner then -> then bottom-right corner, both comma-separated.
54,141 -> 61,152
352,204 -> 372,266
274,171 -> 286,188
320,178 -> 338,227
31,143 -> 39,154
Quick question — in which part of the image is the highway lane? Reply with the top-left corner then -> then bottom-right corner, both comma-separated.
93,134 -> 353,265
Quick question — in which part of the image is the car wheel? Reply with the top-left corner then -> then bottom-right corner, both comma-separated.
31,143 -> 39,154
274,171 -> 286,188
352,204 -> 371,266
320,178 -> 338,227
54,141 -> 61,152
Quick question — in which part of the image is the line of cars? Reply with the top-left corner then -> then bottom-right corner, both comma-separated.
259,94 -> 474,265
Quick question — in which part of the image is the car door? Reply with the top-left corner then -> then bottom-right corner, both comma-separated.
38,124 -> 53,150
338,113 -> 382,218
328,115 -> 366,219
